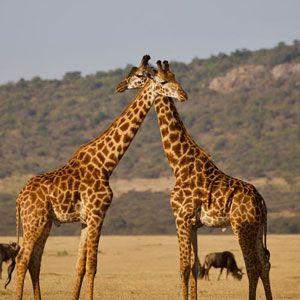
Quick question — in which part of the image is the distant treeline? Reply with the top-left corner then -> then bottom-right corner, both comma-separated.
0,41 -> 299,234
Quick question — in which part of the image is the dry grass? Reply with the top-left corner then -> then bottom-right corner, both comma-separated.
0,235 -> 299,299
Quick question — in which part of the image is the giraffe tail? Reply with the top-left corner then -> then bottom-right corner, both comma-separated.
4,201 -> 21,289
16,199 -> 20,246
263,220 -> 270,261
261,196 -> 270,261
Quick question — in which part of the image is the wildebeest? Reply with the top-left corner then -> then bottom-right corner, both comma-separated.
0,242 -> 20,288
200,251 -> 244,281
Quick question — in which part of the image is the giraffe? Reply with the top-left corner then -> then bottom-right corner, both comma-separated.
14,55 -> 188,300
116,60 -> 273,300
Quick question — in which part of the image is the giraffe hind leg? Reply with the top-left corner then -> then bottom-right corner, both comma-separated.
16,246 -> 27,300
28,219 -> 52,300
16,218 -> 52,300
256,226 -> 273,300
233,227 -> 260,300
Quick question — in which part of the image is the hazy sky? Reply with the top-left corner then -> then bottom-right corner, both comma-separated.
1,0 -> 299,84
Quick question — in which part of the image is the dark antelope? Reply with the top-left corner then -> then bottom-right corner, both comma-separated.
0,242 -> 20,288
201,251 -> 244,281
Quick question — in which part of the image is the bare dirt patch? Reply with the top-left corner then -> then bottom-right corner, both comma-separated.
1,235 -> 299,300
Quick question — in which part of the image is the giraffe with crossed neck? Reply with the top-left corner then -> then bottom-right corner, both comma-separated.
14,55 -> 187,300
116,60 -> 273,300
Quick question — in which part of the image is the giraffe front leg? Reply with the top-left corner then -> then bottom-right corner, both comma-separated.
85,218 -> 103,300
76,182 -> 112,300
176,221 -> 192,300
72,224 -> 88,300
189,228 -> 198,300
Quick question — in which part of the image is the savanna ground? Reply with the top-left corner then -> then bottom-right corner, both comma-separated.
0,235 -> 299,300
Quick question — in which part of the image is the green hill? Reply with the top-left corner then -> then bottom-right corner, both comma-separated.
0,41 -> 300,235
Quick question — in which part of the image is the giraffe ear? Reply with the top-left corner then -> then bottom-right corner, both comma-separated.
115,80 -> 128,93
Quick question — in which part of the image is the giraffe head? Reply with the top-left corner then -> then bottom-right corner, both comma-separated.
116,54 -> 151,92
153,60 -> 188,101
9,241 -> 20,254
232,267 -> 244,281
116,56 -> 188,102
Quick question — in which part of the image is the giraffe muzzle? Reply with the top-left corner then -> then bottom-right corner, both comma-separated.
178,90 -> 188,102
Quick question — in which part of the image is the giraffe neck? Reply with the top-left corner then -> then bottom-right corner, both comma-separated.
74,82 -> 155,176
154,96 -> 210,176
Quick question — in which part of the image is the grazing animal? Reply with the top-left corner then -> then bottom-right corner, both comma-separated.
0,242 -> 20,288
15,55 -> 187,300
116,60 -> 272,300
201,251 -> 244,281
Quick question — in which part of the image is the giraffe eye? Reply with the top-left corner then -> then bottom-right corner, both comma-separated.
136,74 -> 143,78
161,81 -> 167,85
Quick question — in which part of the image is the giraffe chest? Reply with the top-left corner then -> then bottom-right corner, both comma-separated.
50,188 -> 82,224
49,173 -> 84,224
